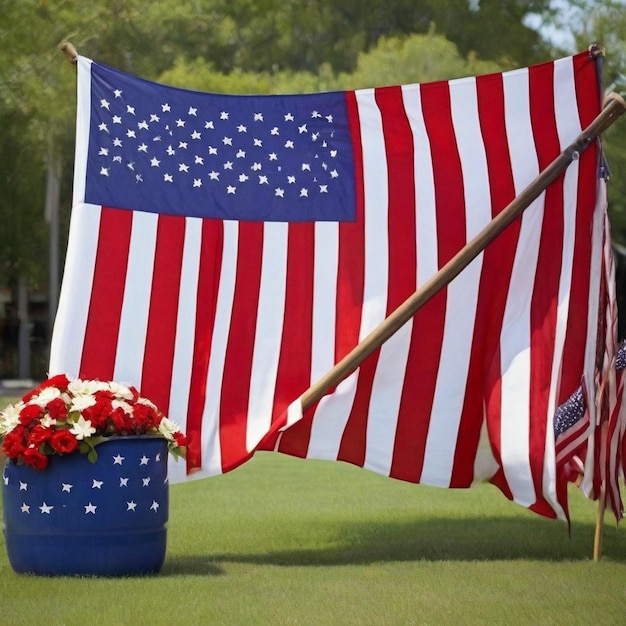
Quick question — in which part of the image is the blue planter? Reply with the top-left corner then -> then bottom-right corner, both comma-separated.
2,436 -> 169,576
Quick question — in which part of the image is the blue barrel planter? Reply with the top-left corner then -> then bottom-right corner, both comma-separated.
2,436 -> 169,576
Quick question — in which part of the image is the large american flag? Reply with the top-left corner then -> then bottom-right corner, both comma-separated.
50,52 -> 617,521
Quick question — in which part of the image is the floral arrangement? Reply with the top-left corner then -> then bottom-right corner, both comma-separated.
0,374 -> 187,470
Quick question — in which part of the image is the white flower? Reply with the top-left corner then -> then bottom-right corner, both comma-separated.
69,394 -> 97,413
0,403 -> 22,435
112,399 -> 133,415
68,378 -> 107,397
69,415 -> 96,440
137,397 -> 157,410
29,386 -> 62,406
40,415 -> 58,428
157,417 -> 180,441
107,381 -> 134,400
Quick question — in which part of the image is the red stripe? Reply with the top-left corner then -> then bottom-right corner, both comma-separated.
185,219 -> 223,471
450,73 -> 519,487
268,222 -> 315,457
526,60 -> 561,518
219,222 -> 264,471
80,207 -> 132,380
140,215 -> 186,414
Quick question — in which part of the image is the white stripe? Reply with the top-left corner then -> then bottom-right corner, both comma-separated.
73,57 -> 92,206
113,211 -> 158,386
499,67 -> 540,507
49,203 -> 101,377
247,222 -> 288,450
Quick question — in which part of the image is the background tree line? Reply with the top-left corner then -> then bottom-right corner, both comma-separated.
1,0 -> 625,378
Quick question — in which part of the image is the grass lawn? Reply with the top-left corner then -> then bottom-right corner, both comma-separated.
1,448 -> 626,625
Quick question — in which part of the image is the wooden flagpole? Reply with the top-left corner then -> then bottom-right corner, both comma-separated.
300,92 -> 626,413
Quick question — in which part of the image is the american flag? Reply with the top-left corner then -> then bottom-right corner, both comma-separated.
50,52 -> 616,521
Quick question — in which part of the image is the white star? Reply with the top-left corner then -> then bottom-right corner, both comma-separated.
21,503 -> 30,513
205,120 -> 215,129
227,185 -> 236,194
326,114 -> 333,123
113,137 -> 123,147
222,136 -> 233,146
237,124 -> 247,133
126,105 -> 135,115
268,153 -> 278,161
254,112 -> 264,121
112,115 -> 122,124
220,111 -> 229,120
208,146 -> 218,155
100,98 -> 110,110
99,147 -> 109,156
126,129 -> 136,138
164,173 -> 174,182
150,157 -> 160,167
150,114 -> 160,122
319,184 -> 328,193
98,122 -> 109,132
285,113 -> 294,121
285,140 -> 294,149
270,127 -> 279,135
191,130 -> 201,140
138,143 -> 148,153
136,173 -> 143,183
238,173 -> 249,182
40,502 -> 53,514
138,120 -> 149,130
208,171 -> 219,180
127,501 -> 137,511
142,477 -> 151,487
254,138 -> 263,147
162,103 -> 171,112
275,188 -> 285,197
193,178 -> 202,187
224,161 -> 233,170
167,145 -> 176,156
92,479 -> 103,489
150,500 -> 160,511
113,454 -> 125,465
176,119 -> 185,127
100,167 -> 109,177
62,483 -> 73,492
236,149 -> 246,158
194,156 -> 204,165
2,474 -> 8,485
259,175 -> 269,184
19,481 -> 28,491
114,89 -> 122,98
251,162 -> 262,171
330,169 -> 339,178
311,110 -> 321,118
330,149 -> 338,158
287,175 -> 296,184
85,503 -> 97,514
301,163 -> 311,171
179,163 -> 189,172
188,106 -> 197,116
156,453 -> 161,462
312,132 -> 319,141
140,455 -> 150,466
300,188 -> 309,197
120,477 -> 129,487
298,124 -> 308,134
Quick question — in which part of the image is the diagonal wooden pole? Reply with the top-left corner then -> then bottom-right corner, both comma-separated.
300,92 -> 626,413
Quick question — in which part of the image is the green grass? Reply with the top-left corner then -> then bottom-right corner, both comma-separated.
1,391 -> 626,624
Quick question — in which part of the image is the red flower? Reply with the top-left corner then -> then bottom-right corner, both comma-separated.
19,403 -> 42,426
82,397 -> 113,428
173,430 -> 188,447
45,397 -> 68,420
50,429 -> 79,454
132,403 -> 159,431
110,406 -> 133,433
2,426 -> 28,459
22,445 -> 49,470
27,424 -> 54,446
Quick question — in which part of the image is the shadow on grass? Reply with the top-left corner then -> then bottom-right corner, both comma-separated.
162,515 -> 626,575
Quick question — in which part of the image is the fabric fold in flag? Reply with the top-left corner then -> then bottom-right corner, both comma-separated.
50,51 -> 618,522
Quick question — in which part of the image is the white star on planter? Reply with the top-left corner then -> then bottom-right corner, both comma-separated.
62,483 -> 73,492
3,475 -> 8,485
127,501 -> 137,511
150,501 -> 160,511
120,477 -> 129,487
19,481 -> 28,491
142,477 -> 151,487
140,456 -> 150,465
85,503 -> 97,514
92,480 -> 103,489
21,503 -> 30,513
113,454 -> 125,465
40,502 -> 53,514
